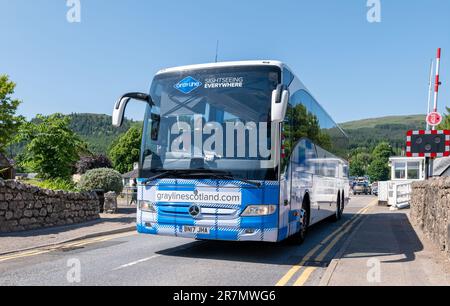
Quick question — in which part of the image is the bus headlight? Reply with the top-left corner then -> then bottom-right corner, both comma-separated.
241,205 -> 276,216
139,201 -> 156,213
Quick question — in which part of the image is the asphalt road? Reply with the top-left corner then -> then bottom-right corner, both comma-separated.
0,196 -> 376,286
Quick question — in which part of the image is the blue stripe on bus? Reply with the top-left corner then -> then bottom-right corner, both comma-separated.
278,227 -> 288,241
156,185 -> 195,191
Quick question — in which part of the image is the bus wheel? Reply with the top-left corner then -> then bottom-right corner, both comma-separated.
332,194 -> 342,222
292,200 -> 310,245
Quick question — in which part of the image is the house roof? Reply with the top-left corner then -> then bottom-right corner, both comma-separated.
122,169 -> 139,179
0,153 -> 12,167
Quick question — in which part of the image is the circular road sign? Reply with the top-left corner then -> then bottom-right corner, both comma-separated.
427,112 -> 443,127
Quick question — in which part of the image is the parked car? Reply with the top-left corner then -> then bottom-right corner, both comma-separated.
353,182 -> 370,195
371,182 -> 379,196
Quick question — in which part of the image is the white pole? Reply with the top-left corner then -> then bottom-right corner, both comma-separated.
432,48 -> 442,131
426,60 -> 434,130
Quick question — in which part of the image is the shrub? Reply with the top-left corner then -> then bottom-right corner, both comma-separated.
76,154 -> 113,174
29,178 -> 79,192
78,168 -> 123,194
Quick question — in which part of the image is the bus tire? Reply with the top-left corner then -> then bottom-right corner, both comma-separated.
332,193 -> 342,222
291,195 -> 310,245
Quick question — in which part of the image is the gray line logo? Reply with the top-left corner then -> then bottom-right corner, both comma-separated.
174,76 -> 202,94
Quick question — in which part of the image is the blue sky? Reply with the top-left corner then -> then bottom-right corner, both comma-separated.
1,0 -> 449,123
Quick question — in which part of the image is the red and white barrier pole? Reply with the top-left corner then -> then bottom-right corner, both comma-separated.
427,60 -> 434,130
432,48 -> 442,130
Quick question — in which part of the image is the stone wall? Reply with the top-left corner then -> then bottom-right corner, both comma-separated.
0,179 -> 100,233
411,178 -> 450,257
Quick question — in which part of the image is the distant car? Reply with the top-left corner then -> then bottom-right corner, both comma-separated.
353,182 -> 370,195
371,182 -> 379,196
372,186 -> 378,196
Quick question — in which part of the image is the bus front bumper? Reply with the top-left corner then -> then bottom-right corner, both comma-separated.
137,211 -> 278,242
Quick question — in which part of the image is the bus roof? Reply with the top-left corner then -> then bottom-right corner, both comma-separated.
156,60 -> 286,75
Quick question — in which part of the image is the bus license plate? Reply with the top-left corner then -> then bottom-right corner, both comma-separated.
183,226 -> 210,234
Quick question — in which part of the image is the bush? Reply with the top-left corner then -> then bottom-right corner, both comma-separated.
29,178 -> 79,192
78,168 -> 123,194
76,154 -> 113,174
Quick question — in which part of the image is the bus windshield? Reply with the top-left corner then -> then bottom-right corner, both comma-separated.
141,66 -> 281,181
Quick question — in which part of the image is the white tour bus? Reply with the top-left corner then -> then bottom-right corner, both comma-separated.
113,60 -> 350,243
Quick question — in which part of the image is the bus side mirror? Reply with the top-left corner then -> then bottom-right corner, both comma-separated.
112,92 -> 154,127
271,85 -> 289,122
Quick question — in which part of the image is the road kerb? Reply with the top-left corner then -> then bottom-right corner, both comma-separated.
318,200 -> 376,286
0,225 -> 136,257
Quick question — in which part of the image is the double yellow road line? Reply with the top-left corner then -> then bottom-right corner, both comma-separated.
276,200 -> 375,286
0,231 -> 136,263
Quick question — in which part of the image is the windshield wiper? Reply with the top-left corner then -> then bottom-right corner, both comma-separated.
143,169 -> 262,187
142,169 -> 189,185
187,170 -> 262,188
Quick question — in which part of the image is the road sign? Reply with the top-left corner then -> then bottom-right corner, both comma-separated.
406,130 -> 450,158
426,112 -> 443,127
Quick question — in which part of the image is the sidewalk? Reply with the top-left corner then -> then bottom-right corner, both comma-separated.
321,205 -> 450,286
0,206 -> 136,255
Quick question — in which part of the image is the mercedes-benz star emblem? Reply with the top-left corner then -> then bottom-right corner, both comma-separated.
189,204 -> 201,217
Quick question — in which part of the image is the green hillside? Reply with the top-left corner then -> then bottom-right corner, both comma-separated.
340,114 -> 426,151
68,113 -> 139,154
340,114 -> 425,130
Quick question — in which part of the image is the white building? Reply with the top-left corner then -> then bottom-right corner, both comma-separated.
378,156 -> 426,209
389,157 -> 426,181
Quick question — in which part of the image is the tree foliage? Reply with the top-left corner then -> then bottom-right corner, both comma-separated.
367,142 -> 393,182
349,149 -> 372,177
438,107 -> 450,130
286,104 -> 332,151
0,75 -> 24,153
349,143 -> 393,181
109,126 -> 142,174
16,114 -> 88,179
75,154 -> 112,174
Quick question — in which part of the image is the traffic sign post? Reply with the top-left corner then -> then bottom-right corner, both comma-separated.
426,112 -> 443,127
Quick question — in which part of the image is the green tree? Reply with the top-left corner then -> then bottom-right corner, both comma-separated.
348,147 -> 371,177
438,107 -> 450,130
286,104 -> 332,150
372,142 -> 393,161
109,126 -> 142,174
16,114 -> 88,179
349,158 -> 365,177
367,142 -> 393,182
367,159 -> 391,182
0,75 -> 24,153
350,151 -> 372,177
